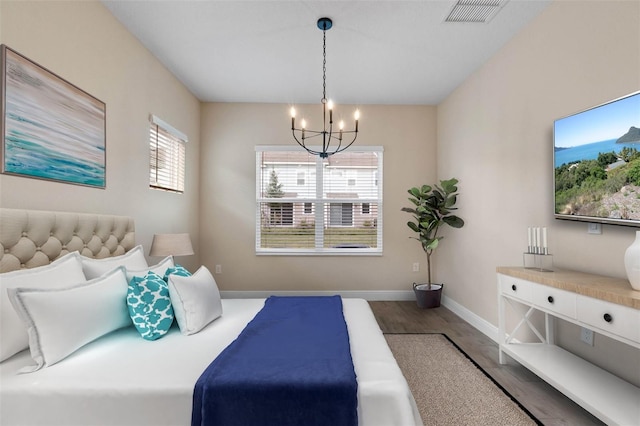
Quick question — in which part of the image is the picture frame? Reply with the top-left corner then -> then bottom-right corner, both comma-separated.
1,45 -> 106,188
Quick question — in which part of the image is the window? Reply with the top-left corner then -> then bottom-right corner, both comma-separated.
256,146 -> 383,254
149,114 -> 186,192
297,171 -> 305,186
304,202 -> 313,214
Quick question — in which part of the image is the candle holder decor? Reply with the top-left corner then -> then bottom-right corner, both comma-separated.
523,252 -> 553,272
525,226 -> 551,270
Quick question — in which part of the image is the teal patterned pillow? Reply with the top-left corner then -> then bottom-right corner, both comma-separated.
127,271 -> 174,341
163,265 -> 191,281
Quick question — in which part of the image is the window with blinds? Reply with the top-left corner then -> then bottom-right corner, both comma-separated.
256,146 -> 383,255
149,115 -> 186,193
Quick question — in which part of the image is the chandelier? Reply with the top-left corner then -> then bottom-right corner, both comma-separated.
289,17 -> 359,158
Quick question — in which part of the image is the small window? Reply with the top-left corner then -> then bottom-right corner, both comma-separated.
304,202 -> 313,214
149,115 -> 187,193
362,202 -> 370,214
297,171 -> 305,185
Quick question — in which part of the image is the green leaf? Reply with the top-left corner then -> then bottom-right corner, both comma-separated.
407,222 -> 420,232
444,194 -> 457,208
419,220 -> 431,229
441,178 -> 458,193
443,215 -> 464,228
409,187 -> 421,198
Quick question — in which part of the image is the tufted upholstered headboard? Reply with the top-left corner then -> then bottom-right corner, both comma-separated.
0,208 -> 135,273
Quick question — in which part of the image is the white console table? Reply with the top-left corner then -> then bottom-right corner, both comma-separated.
497,267 -> 640,426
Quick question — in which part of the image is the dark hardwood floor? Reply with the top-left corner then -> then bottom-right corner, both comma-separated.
368,301 -> 606,426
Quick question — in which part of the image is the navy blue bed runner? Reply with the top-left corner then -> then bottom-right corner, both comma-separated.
192,295 -> 358,426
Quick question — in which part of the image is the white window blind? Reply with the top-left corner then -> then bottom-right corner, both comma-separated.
256,146 -> 383,255
149,115 -> 186,193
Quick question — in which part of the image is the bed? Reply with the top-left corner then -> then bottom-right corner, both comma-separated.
0,208 -> 422,426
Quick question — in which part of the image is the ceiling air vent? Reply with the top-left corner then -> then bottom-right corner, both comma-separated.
445,0 -> 507,23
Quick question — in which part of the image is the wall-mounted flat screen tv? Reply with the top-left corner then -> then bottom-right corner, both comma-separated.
554,90 -> 640,227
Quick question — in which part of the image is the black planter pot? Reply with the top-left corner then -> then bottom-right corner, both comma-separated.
413,283 -> 443,309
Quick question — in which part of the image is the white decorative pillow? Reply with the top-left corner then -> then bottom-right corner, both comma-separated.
0,252 -> 86,362
167,266 -> 223,335
7,267 -> 131,372
125,255 -> 174,282
81,245 -> 148,279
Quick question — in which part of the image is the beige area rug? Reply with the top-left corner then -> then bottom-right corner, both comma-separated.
385,333 -> 541,426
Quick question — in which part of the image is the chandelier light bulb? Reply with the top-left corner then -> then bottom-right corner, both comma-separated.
354,110 -> 360,120
327,100 -> 334,110
290,107 -> 296,118
301,119 -> 307,129
339,120 -> 344,130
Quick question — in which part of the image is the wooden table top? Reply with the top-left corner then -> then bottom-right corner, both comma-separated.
497,266 -> 640,310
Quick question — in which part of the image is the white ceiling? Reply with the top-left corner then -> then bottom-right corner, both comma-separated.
101,0 -> 550,105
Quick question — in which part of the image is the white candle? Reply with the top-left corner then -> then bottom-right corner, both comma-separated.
528,227 -> 532,251
542,227 -> 548,249
535,227 -> 541,253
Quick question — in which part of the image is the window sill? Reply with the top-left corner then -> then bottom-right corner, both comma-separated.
256,248 -> 382,256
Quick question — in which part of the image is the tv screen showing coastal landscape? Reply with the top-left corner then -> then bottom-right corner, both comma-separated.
554,91 -> 640,226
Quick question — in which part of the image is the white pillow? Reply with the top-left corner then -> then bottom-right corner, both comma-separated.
81,245 -> 148,279
167,266 -> 223,335
0,252 -> 86,362
7,267 -> 131,372
125,255 -> 174,282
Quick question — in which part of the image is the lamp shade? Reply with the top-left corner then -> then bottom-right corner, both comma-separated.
149,233 -> 194,257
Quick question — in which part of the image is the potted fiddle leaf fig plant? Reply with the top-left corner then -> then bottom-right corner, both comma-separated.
401,178 -> 464,308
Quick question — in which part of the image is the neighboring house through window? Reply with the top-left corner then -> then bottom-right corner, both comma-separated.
256,146 -> 383,254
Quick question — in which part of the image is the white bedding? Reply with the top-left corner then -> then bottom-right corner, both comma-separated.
0,298 -> 422,426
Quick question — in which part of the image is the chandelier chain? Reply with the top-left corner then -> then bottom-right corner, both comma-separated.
322,28 -> 327,102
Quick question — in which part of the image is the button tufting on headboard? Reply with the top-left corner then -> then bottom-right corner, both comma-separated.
0,208 -> 136,273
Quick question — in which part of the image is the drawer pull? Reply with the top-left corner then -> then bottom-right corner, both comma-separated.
603,313 -> 613,323
511,284 -> 517,291
547,296 -> 554,304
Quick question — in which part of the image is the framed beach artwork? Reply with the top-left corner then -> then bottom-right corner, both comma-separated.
0,45 -> 106,188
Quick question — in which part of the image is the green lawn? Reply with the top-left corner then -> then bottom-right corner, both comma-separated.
261,227 -> 377,248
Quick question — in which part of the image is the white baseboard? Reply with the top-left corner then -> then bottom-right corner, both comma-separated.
219,290 -> 499,343
441,295 -> 499,343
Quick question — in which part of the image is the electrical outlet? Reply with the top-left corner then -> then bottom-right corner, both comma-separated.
587,223 -> 602,234
215,264 -> 222,274
580,327 -> 594,346
412,262 -> 420,272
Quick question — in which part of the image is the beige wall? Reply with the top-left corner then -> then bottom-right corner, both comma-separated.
0,1 -> 201,271
437,0 -> 640,385
200,103 -> 437,293
1,0 -> 638,386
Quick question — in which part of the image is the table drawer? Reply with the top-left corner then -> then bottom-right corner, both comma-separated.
499,274 -> 533,302
576,295 -> 640,344
532,285 -> 576,319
